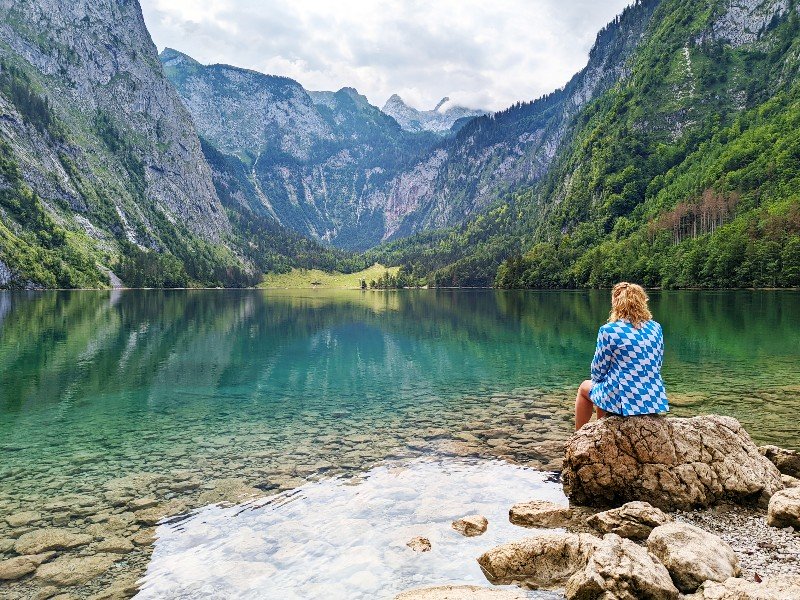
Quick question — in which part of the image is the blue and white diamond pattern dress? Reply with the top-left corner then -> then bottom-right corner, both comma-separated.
589,319 -> 669,416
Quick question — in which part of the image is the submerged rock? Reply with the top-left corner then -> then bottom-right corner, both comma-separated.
14,528 -> 92,555
406,536 -> 432,552
5,510 -> 42,528
565,533 -> 679,600
477,532 -> 599,589
647,522 -> 740,593
562,415 -> 782,510
95,536 -> 135,554
767,486 -> 800,529
587,501 -> 671,539
759,445 -> 800,478
508,500 -> 572,529
34,553 -> 119,586
451,515 -> 488,537
394,585 -> 525,599
685,575 -> 800,599
0,555 -> 41,580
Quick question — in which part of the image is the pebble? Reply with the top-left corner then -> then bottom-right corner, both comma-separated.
406,536 -> 432,553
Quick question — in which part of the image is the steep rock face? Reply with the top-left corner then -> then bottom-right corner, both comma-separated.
161,48 -> 332,162
0,0 -> 227,241
369,0 -> 663,241
381,94 -> 487,134
164,51 -> 440,250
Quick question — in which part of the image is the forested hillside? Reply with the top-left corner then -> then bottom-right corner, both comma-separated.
374,0 -> 800,289
0,2 -> 365,289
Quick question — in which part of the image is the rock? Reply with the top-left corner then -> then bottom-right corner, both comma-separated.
0,551 -> 55,580
586,501 -> 671,539
6,510 -> 42,528
563,415 -> 783,510
647,522 -> 740,593
565,533 -> 679,600
35,586 -> 60,600
406,536 -> 431,552
685,575 -> 800,599
508,500 -> 572,528
131,528 -> 155,546
133,499 -> 187,526
451,515 -> 488,537
0,555 -> 37,580
35,554 -> 119,586
127,497 -> 158,510
477,532 -> 600,589
95,536 -> 135,554
759,445 -> 800,478
782,474 -> 800,488
88,575 -> 140,599
767,486 -> 800,529
14,528 -> 93,555
196,478 -> 261,505
394,585 -> 526,599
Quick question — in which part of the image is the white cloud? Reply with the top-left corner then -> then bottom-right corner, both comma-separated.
140,0 -> 633,112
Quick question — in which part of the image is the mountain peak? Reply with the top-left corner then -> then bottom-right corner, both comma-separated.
433,97 -> 449,112
382,93 -> 486,134
159,47 -> 200,67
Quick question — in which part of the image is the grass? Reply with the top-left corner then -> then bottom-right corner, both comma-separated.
259,263 -> 400,289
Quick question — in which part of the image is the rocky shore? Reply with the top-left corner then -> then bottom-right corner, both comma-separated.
400,415 -> 800,600
1,400 -> 799,599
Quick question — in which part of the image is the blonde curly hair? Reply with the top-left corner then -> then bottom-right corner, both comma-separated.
608,282 -> 652,328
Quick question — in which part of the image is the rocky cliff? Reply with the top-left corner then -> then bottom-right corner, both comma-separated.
0,0 -> 237,287
366,0 -> 663,242
162,50 -> 441,250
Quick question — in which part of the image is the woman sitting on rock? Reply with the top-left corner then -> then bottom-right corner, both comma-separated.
575,282 -> 669,430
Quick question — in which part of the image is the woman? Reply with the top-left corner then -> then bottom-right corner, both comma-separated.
575,282 -> 668,430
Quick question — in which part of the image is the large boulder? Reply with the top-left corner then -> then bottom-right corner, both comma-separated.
759,445 -> 800,478
586,501 -> 671,540
766,486 -> 800,529
562,415 -> 783,510
394,586 -> 526,599
565,533 -> 679,600
685,575 -> 800,600
477,532 -> 599,589
508,500 -> 572,529
646,522 -> 740,593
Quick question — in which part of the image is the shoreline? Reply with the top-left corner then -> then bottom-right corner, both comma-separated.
2,398 -> 799,598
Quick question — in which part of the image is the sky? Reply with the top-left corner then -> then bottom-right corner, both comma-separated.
140,0 -> 633,113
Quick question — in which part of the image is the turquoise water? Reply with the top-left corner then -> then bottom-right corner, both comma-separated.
1,289 -> 799,597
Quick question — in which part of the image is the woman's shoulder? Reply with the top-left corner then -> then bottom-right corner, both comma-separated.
602,319 -> 661,332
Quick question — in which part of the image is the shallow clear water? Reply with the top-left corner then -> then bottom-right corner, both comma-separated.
1,289 -> 799,597
139,458 -> 564,600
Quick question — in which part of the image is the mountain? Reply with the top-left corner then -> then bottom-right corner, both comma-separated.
0,4 -> 363,289
372,0 -> 800,289
360,0 -> 662,245
381,94 -> 487,133
0,0 -> 237,287
162,49 -> 443,250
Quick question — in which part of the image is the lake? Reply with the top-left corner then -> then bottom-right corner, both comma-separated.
1,289 -> 798,598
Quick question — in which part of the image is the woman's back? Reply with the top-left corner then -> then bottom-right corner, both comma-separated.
589,318 -> 669,416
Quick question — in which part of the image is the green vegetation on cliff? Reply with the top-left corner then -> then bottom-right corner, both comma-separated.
374,0 -> 800,289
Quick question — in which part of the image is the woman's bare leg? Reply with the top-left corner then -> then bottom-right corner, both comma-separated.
575,379 -> 594,430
